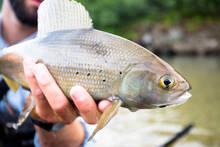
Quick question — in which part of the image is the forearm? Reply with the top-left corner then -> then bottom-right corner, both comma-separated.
35,119 -> 85,147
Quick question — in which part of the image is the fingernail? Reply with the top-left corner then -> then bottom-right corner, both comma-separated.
70,86 -> 92,110
70,86 -> 86,102
98,100 -> 111,112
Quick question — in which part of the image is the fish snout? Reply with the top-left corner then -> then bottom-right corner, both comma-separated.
152,92 -> 192,108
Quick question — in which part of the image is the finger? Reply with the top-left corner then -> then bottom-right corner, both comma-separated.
33,63 -> 77,123
23,58 -> 57,122
70,86 -> 101,124
98,100 -> 111,112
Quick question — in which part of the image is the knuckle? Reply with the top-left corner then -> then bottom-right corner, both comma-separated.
26,72 -> 35,79
38,78 -> 52,88
39,113 -> 54,122
80,106 -> 91,114
32,89 -> 44,98
53,101 -> 68,113
76,99 -> 92,114
36,108 -> 50,121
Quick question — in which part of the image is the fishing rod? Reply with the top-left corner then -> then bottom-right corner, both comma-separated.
160,123 -> 194,147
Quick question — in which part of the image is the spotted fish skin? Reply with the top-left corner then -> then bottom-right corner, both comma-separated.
0,0 -> 191,139
1,29 -> 151,102
0,0 -> 191,111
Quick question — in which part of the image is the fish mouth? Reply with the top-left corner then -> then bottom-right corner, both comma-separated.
152,92 -> 192,108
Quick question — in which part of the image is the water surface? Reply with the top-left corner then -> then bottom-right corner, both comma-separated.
92,56 -> 220,147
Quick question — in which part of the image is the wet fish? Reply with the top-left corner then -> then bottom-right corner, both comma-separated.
0,0 -> 191,140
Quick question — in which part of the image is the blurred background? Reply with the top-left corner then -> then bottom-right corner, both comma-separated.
1,0 -> 220,146
78,0 -> 220,147
80,0 -> 220,56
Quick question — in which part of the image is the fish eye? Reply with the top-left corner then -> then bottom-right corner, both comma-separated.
159,74 -> 175,89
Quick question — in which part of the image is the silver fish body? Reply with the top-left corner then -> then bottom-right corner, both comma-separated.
1,28 -> 191,109
0,0 -> 191,139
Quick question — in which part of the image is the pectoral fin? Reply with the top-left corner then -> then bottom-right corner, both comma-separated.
2,76 -> 19,92
88,98 -> 122,141
6,94 -> 36,129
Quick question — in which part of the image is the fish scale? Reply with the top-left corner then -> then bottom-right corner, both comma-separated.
49,65 -> 114,99
0,0 -> 191,140
1,28 -> 169,100
2,29 -> 147,99
42,28 -> 143,100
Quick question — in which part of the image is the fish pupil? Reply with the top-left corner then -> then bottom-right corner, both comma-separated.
164,79 -> 171,86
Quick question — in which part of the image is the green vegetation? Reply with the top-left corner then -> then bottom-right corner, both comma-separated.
0,0 -> 219,38
79,0 -> 220,27
78,0 -> 220,38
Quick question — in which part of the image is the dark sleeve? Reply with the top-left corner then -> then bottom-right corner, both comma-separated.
0,80 -> 9,100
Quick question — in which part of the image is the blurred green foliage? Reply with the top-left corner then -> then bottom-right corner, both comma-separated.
78,0 -> 220,30
0,0 -> 219,38
0,0 -> 2,10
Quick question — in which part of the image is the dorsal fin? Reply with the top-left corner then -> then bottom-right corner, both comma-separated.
37,0 -> 93,37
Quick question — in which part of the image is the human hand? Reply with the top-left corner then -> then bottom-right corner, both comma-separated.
23,58 -> 111,124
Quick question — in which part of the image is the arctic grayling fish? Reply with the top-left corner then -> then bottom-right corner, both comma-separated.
0,0 -> 191,140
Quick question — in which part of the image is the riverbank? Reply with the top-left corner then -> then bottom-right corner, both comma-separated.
133,21 -> 220,56
93,56 -> 220,147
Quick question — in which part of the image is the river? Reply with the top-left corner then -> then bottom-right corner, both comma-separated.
90,56 -> 220,147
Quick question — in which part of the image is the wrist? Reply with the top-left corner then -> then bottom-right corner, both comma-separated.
30,116 -> 65,132
35,119 -> 85,147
